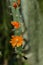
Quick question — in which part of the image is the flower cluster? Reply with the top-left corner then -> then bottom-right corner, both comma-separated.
10,0 -> 24,48
10,21 -> 24,48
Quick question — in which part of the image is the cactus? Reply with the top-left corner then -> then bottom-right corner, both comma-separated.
0,0 -> 41,65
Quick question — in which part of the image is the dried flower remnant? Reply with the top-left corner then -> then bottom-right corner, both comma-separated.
13,2 -> 18,9
17,0 -> 21,6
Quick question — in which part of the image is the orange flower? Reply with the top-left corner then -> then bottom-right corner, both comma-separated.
10,35 -> 23,47
11,21 -> 20,29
